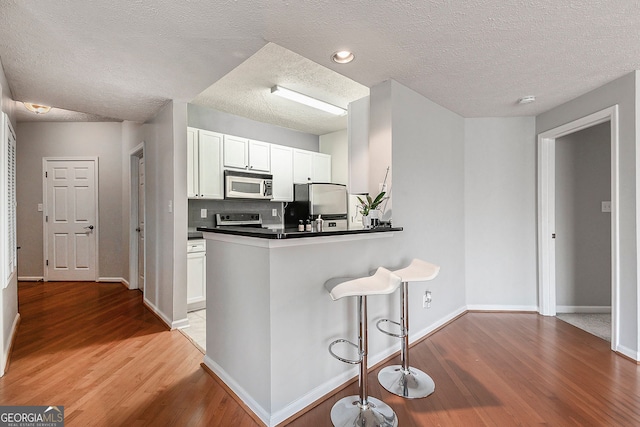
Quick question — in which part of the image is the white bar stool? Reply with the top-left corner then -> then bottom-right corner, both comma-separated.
377,259 -> 440,399
325,267 -> 402,427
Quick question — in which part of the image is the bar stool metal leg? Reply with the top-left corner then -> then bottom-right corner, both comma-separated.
378,281 -> 435,399
330,295 -> 398,427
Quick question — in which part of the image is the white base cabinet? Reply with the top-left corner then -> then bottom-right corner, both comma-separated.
187,239 -> 206,312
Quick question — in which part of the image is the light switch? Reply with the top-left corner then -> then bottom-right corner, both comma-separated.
601,201 -> 611,213
200,208 -> 207,218
168,200 -> 173,213
37,203 -> 43,212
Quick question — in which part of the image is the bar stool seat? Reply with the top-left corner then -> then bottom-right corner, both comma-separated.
326,267 -> 401,427
377,259 -> 440,399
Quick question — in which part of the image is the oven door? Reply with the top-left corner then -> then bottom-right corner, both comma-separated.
225,172 -> 273,200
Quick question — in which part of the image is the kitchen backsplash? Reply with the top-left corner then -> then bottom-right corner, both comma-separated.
188,199 -> 284,229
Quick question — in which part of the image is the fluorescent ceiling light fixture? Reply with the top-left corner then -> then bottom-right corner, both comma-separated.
271,85 -> 347,116
23,102 -> 52,114
332,50 -> 355,64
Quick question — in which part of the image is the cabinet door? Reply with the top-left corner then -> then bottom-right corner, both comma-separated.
187,250 -> 206,306
293,149 -> 313,183
248,140 -> 271,172
187,128 -> 199,198
270,145 -> 293,202
223,135 -> 249,169
198,130 -> 223,199
312,152 -> 332,182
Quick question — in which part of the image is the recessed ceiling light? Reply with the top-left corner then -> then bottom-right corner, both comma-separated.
331,50 -> 355,64
23,102 -> 52,114
518,96 -> 536,105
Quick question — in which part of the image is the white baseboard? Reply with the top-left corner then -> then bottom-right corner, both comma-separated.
97,277 -> 126,283
206,305 -> 468,427
1,313 -> 20,377
142,298 -> 172,329
615,343 -> 639,362
203,355 -> 271,426
17,276 -> 43,282
556,305 -> 611,314
172,318 -> 190,330
466,304 -> 538,312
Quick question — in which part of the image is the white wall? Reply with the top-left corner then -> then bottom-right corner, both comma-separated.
536,71 -> 638,358
319,129 -> 348,185
464,117 -> 537,309
371,79 -> 467,333
0,59 -> 17,376
15,122 -> 125,280
187,103 -> 319,151
140,101 -> 188,328
555,122 -> 611,309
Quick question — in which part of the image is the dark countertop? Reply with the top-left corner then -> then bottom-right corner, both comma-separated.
196,225 -> 403,240
188,231 -> 204,240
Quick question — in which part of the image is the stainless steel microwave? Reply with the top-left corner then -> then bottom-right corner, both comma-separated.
224,170 -> 273,200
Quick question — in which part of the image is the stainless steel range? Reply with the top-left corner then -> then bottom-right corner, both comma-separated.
215,212 -> 263,228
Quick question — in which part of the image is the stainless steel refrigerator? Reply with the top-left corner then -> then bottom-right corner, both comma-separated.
285,183 -> 348,230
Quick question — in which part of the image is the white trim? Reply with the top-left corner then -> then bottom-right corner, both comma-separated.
17,276 -> 43,282
466,304 -> 538,312
97,277 -> 127,283
616,344 -> 639,361
128,143 -> 145,291
205,305 -> 466,427
42,157 -> 100,282
556,306 -> 612,314
203,355 -> 271,426
172,318 -> 190,330
142,297 -> 172,329
1,313 -> 20,376
537,105 -> 620,353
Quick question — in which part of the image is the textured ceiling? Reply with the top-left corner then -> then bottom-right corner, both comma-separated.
191,43 -> 369,135
1,1 -> 639,130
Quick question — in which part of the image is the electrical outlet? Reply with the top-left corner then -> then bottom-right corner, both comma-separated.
200,208 -> 207,219
423,290 -> 432,308
272,208 -> 278,217
601,201 -> 611,212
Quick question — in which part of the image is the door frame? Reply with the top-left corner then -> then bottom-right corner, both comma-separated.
42,157 -> 100,282
537,105 -> 619,350
128,142 -> 145,291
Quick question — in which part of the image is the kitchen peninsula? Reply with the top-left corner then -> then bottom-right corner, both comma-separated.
198,225 -> 403,426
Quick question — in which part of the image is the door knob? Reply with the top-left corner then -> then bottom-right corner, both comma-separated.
84,225 -> 94,230
135,227 -> 141,232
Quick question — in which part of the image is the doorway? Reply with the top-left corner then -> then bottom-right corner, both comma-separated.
43,158 -> 98,281
537,106 -> 619,350
129,144 -> 145,292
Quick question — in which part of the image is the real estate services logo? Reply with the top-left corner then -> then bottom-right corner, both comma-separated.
0,406 -> 64,427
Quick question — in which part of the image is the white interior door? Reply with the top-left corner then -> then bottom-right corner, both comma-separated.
137,156 -> 145,292
45,159 -> 97,281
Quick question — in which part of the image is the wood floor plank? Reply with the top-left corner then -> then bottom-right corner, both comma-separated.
2,283 -> 639,426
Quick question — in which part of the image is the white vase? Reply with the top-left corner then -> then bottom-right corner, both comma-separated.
362,214 -> 371,229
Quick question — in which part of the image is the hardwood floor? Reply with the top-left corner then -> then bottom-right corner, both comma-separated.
2,282 -> 639,426
0,282 -> 259,426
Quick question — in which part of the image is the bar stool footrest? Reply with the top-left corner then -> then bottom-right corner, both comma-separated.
376,318 -> 406,338
328,339 -> 362,365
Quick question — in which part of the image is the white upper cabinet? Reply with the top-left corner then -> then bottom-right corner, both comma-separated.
270,145 -> 294,202
293,149 -> 312,183
248,140 -> 271,172
187,127 -> 223,199
198,130 -> 224,199
312,152 -> 331,183
223,135 -> 249,169
294,149 -> 331,183
223,135 -> 271,172
187,128 -> 198,198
